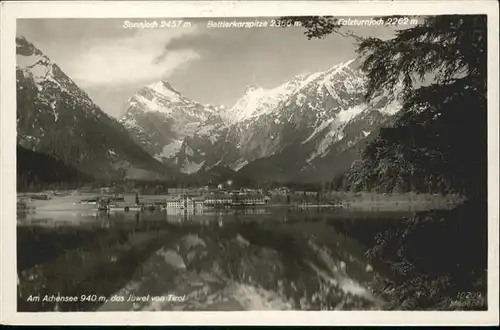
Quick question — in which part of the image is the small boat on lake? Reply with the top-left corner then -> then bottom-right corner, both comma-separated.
96,198 -> 144,212
54,191 -> 70,196
81,198 -> 98,205
108,205 -> 143,212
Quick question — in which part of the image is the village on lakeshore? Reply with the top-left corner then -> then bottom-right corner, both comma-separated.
17,179 -> 464,213
91,188 -> 274,212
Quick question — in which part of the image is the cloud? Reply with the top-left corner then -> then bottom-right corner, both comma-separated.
68,28 -> 201,87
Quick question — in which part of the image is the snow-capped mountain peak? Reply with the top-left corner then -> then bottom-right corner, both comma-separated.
326,58 -> 356,74
16,35 -> 43,57
127,80 -> 194,115
223,79 -> 305,124
220,59 -> 362,125
146,81 -> 184,103
16,37 -> 172,180
17,36 -> 54,80
121,57 -> 402,180
16,37 -> 100,116
119,80 -> 227,170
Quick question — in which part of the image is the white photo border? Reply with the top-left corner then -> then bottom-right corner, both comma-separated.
1,0 -> 498,326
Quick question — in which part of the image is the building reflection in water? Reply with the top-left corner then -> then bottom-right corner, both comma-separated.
18,206 -> 276,230
103,207 -> 275,225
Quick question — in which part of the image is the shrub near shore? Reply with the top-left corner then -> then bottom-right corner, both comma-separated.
332,198 -> 487,310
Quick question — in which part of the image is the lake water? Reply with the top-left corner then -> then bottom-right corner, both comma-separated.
17,194 -> 420,311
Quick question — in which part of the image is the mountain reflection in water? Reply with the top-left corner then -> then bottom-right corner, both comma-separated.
17,207 -> 408,311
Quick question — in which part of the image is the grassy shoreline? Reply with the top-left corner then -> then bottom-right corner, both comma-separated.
270,192 -> 465,210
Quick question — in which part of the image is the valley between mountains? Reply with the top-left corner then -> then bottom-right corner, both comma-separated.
17,36 -> 403,185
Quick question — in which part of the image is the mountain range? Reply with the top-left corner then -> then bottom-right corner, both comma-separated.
16,36 -> 402,185
120,58 -> 402,184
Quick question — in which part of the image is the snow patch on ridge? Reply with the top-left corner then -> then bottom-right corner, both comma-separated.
306,130 -> 345,163
147,82 -> 184,104
232,159 -> 249,171
50,99 -> 58,122
206,159 -> 223,170
378,100 -> 402,116
181,160 -> 205,174
336,104 -> 367,123
303,117 -> 336,144
155,140 -> 183,160
306,103 -> 370,162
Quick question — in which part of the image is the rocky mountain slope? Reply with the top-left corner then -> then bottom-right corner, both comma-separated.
226,59 -> 401,183
121,58 -> 402,183
16,36 -> 177,181
119,81 -> 229,175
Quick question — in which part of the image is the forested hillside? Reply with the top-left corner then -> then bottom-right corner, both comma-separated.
17,145 -> 92,191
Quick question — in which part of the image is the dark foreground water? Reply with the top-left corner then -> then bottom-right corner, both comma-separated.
17,198 -> 417,311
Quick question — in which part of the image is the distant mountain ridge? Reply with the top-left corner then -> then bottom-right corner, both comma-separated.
16,36 -> 179,181
121,58 -> 402,183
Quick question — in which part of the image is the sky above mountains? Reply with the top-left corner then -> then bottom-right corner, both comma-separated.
17,18 -> 400,117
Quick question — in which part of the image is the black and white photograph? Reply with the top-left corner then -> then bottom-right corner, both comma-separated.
1,0 -> 499,326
